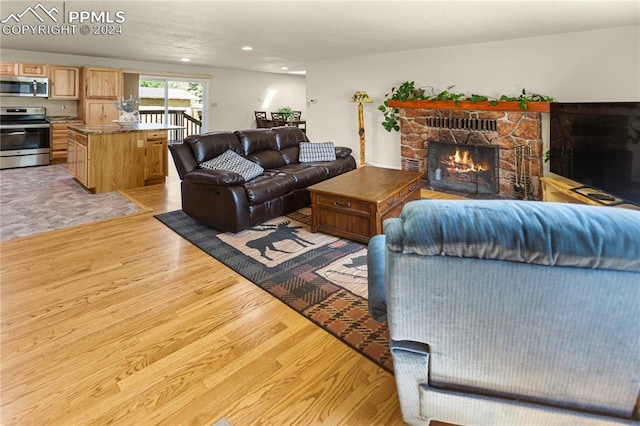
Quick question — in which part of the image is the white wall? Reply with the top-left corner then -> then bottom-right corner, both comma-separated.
0,49 -> 306,131
205,68 -> 306,131
305,26 -> 640,169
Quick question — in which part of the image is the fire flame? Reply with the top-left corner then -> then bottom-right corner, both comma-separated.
446,148 -> 486,173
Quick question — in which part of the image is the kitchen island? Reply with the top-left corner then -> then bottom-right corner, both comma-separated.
67,123 -> 183,193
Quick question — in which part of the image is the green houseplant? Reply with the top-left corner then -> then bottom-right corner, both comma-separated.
277,106 -> 295,121
379,83 -> 555,132
378,81 -> 428,131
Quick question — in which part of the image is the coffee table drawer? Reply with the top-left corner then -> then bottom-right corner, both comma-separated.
316,193 -> 370,213
379,189 -> 402,215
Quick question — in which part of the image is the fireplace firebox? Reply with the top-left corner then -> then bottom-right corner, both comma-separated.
427,141 -> 499,194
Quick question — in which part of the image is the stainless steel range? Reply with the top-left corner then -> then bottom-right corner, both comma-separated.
0,107 -> 50,169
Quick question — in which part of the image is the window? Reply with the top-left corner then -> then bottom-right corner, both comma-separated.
136,75 -> 207,142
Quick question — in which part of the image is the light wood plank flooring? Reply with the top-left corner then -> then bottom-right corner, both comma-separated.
1,162 -> 462,425
1,165 -> 409,425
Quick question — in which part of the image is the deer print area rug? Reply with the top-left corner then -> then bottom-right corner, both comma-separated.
154,207 -> 392,372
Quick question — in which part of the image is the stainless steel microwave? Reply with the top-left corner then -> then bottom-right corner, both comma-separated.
0,76 -> 48,97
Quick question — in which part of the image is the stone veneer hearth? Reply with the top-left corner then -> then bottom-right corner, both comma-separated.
393,102 -> 547,199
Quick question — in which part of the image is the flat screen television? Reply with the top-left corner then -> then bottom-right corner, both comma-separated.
549,102 -> 640,207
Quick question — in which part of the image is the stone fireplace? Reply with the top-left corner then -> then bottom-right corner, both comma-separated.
391,101 -> 548,200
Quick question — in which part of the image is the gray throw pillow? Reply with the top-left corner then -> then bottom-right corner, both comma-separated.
299,142 -> 337,163
200,149 -> 264,181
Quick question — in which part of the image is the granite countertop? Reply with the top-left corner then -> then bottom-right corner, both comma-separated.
47,116 -> 82,123
68,123 -> 184,135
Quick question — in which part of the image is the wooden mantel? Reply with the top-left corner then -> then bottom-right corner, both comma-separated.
387,100 -> 552,113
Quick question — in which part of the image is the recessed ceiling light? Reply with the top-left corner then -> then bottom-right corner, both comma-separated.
241,46 -> 253,51
180,58 -> 190,62
281,67 -> 289,70
288,70 -> 307,75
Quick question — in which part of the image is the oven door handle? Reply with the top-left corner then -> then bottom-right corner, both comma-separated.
4,131 -> 27,135
0,123 -> 50,129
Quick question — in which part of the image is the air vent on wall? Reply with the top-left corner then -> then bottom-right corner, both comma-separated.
426,117 -> 497,131
404,158 -> 421,172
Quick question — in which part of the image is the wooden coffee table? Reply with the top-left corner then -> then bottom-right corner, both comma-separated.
308,166 -> 422,243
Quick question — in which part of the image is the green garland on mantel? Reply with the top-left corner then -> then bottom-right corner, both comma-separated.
379,81 -> 555,132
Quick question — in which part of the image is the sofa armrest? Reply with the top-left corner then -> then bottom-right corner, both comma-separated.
367,234 -> 388,322
335,146 -> 352,158
168,143 -> 198,179
184,169 -> 246,186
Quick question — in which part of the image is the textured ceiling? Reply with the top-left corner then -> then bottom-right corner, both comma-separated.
1,0 -> 638,74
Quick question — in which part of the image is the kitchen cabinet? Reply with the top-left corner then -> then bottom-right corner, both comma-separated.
144,131 -> 168,182
67,129 -> 88,187
51,120 -> 82,163
17,63 -> 48,77
0,62 -> 16,75
82,66 -> 122,99
67,125 -> 169,193
81,100 -> 119,125
79,66 -> 123,124
49,66 -> 80,99
0,62 -> 48,76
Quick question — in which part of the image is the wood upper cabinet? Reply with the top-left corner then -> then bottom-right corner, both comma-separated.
80,66 -> 123,124
0,62 -> 48,76
49,66 -> 80,99
17,63 -> 48,77
0,62 -> 16,75
82,66 -> 122,99
82,100 -> 120,125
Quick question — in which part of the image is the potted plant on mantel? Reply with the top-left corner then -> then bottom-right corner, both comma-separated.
379,81 -> 555,132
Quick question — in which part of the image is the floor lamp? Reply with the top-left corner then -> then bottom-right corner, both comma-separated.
350,91 -> 373,165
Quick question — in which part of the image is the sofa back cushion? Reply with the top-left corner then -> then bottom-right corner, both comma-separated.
385,199 -> 640,272
273,126 -> 309,149
184,131 -> 242,163
246,150 -> 287,169
234,129 -> 278,155
233,129 -> 286,169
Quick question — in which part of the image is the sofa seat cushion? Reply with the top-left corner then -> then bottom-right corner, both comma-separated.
311,157 -> 358,178
244,171 -> 297,205
270,163 -> 329,188
200,149 -> 264,182
385,199 -> 640,272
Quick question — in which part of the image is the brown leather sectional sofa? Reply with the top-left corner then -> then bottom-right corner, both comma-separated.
169,126 -> 357,233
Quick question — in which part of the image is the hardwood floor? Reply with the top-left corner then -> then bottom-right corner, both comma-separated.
1,165 -> 406,425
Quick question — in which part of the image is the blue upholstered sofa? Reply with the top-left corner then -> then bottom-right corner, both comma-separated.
368,200 -> 640,425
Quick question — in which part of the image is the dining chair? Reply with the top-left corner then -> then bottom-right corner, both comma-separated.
254,111 -> 273,128
292,111 -> 305,132
270,112 -> 286,127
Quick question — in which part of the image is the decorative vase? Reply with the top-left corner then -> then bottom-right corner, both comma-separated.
119,110 -> 139,122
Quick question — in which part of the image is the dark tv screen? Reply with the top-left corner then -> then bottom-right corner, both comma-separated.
549,102 -> 640,205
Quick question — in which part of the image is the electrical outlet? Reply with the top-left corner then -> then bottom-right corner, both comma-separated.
61,104 -> 68,110
137,139 -> 144,148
